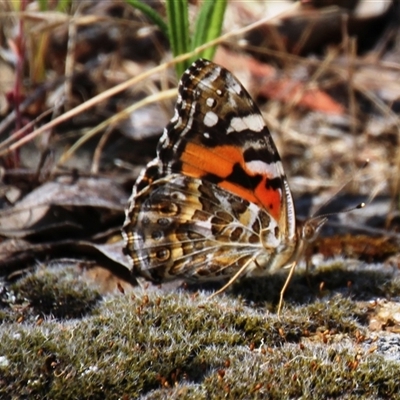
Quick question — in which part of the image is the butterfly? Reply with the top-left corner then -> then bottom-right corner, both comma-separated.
122,59 -> 326,308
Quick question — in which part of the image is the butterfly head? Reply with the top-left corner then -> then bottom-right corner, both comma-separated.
300,215 -> 327,244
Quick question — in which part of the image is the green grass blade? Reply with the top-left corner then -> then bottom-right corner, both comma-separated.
38,0 -> 47,11
56,0 -> 72,12
125,0 -> 169,38
191,0 -> 227,61
166,0 -> 190,76
37,0 -> 71,12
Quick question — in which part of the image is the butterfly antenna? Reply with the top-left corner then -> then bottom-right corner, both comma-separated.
308,201 -> 365,226
311,159 -> 370,218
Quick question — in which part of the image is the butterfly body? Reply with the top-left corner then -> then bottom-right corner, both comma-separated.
123,59 -> 310,288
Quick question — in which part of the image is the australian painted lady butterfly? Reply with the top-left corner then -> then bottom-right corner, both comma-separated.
122,59 -> 326,305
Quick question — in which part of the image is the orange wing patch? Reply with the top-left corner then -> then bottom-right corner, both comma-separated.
254,178 -> 281,221
181,142 -> 243,178
219,180 -> 281,221
180,142 -> 281,220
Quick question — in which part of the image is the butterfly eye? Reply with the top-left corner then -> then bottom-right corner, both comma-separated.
301,217 -> 327,243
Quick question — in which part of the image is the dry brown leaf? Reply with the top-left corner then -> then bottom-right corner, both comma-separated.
0,176 -> 127,238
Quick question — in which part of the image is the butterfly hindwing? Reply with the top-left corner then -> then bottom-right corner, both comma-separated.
124,174 -> 281,281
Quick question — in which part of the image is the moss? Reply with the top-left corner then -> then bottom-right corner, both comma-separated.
0,290 -> 396,398
7,265 -> 101,321
0,261 -> 399,398
382,274 -> 400,298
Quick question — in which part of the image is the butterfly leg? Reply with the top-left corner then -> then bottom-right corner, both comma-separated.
277,261 -> 297,316
208,256 -> 257,300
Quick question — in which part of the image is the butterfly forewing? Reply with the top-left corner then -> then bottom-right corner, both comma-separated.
159,60 -> 292,228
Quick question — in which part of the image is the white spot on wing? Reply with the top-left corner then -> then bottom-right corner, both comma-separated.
170,108 -> 179,123
228,114 -> 264,133
204,111 -> 219,127
202,66 -> 221,87
226,73 -> 242,95
206,97 -> 216,108
261,220 -> 281,248
245,160 -> 284,178
159,127 -> 170,147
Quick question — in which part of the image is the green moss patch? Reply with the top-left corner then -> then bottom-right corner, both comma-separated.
1,265 -> 101,323
0,261 -> 399,398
